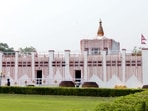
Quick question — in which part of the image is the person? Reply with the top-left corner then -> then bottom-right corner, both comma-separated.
7,79 -> 10,86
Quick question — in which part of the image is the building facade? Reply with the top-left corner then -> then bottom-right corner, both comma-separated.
0,21 -> 148,88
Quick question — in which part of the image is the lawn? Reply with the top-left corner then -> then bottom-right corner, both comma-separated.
0,94 -> 114,111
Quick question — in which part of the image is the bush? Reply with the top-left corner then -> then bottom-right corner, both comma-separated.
94,102 -> 134,111
82,82 -> 99,88
114,85 -> 127,89
94,90 -> 148,111
59,81 -> 75,87
142,85 -> 148,89
0,87 -> 144,97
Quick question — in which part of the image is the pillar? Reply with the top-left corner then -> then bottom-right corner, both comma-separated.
48,50 -> 54,83
0,51 -> 3,86
15,51 -> 19,81
121,49 -> 126,83
83,51 -> 88,81
31,51 -> 35,80
102,50 -> 106,82
0,51 -> 2,74
142,48 -> 148,85
64,50 -> 71,80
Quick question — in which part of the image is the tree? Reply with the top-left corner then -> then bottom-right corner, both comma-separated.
132,46 -> 142,56
0,43 -> 15,55
19,46 -> 36,55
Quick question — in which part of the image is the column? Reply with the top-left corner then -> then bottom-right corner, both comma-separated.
64,50 -> 71,80
121,49 -> 126,83
83,51 -> 88,81
0,51 -> 3,86
48,50 -> 54,83
102,50 -> 106,82
142,48 -> 148,85
15,51 -> 19,81
31,51 -> 35,80
0,51 -> 2,74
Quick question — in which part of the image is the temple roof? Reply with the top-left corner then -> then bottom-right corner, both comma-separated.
97,20 -> 104,37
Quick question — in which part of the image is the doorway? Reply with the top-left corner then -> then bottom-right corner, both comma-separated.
75,70 -> 81,87
36,70 -> 42,85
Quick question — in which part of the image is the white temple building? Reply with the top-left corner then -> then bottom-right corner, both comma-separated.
0,20 -> 148,88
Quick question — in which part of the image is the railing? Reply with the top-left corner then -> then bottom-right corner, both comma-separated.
1,78 -> 84,87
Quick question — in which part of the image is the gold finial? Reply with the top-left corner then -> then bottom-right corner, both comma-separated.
97,19 -> 104,36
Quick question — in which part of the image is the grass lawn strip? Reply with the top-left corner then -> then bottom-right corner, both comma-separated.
0,94 -> 114,111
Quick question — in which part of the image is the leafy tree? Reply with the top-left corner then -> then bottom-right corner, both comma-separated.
132,46 -> 142,56
0,43 -> 15,55
19,46 -> 36,55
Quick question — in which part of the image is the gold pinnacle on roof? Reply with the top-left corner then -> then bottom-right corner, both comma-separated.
97,19 -> 104,36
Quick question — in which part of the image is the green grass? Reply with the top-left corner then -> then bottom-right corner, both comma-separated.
0,94 -> 114,111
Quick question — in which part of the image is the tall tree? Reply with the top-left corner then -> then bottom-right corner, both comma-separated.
0,43 -> 15,55
19,46 -> 36,55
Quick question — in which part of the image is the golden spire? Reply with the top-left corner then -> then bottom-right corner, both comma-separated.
97,19 -> 104,36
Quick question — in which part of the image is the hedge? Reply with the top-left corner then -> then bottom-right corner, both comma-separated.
59,81 -> 75,87
0,86 -> 144,97
94,90 -> 148,111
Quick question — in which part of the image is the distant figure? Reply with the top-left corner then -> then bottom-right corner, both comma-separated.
7,79 -> 10,86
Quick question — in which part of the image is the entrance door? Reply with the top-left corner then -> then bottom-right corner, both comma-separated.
36,70 -> 42,85
75,70 -> 81,87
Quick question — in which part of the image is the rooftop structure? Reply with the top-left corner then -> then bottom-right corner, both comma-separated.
80,20 -> 120,54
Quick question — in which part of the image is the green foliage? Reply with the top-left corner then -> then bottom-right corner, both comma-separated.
94,90 -> 148,111
0,87 -> 143,97
19,46 -> 36,55
132,46 -> 142,56
0,87 -> 146,111
0,43 -> 15,55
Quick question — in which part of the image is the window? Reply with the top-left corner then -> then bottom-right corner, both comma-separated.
52,61 -> 56,67
98,61 -> 102,66
52,61 -> 66,67
104,47 -> 108,54
35,62 -> 39,67
27,62 -> 31,67
112,61 -> 116,66
2,62 -> 6,67
62,61 -> 65,67
106,61 -> 111,66
126,61 -> 130,66
131,61 -> 136,66
44,61 -> 48,66
91,48 -> 100,55
137,60 -> 142,66
80,61 -> 84,67
70,61 -> 74,67
84,48 -> 88,51
117,61 -> 121,66
88,61 -> 92,66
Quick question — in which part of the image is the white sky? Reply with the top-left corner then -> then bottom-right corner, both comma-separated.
0,0 -> 148,52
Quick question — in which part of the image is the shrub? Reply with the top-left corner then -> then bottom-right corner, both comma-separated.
82,82 -> 99,88
114,84 -> 127,89
142,85 -> 148,89
94,90 -> 148,111
59,81 -> 75,87
0,87 -> 143,97
94,102 -> 134,111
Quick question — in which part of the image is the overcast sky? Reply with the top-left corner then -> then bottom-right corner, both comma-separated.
0,0 -> 148,52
